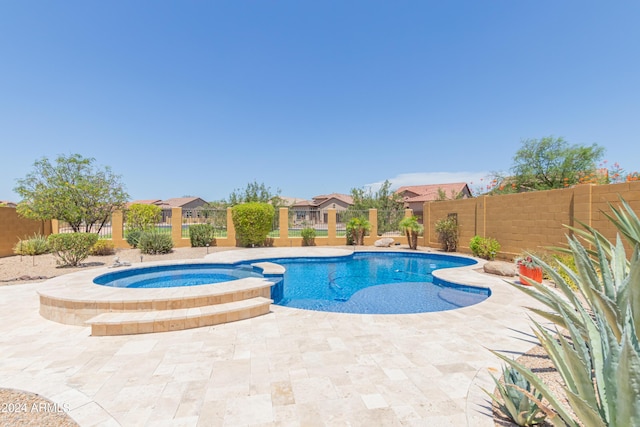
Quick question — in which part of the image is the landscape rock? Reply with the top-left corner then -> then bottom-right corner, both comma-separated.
374,237 -> 395,247
483,261 -> 516,277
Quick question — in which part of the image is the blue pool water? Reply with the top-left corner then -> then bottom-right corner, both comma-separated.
93,263 -> 262,288
260,252 -> 488,314
92,252 -> 489,314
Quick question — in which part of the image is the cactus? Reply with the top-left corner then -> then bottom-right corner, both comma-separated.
485,365 -> 547,426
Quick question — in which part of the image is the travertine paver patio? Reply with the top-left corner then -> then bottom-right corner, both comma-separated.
0,248 -> 545,426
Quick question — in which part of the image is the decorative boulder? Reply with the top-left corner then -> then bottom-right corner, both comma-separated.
374,237 -> 395,247
483,261 -> 516,277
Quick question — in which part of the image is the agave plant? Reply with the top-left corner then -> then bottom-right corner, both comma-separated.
485,365 -> 547,426
491,198 -> 640,427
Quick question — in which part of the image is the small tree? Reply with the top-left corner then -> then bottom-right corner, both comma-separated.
511,136 -> 604,191
14,154 -> 128,233
232,202 -> 275,247
399,216 -> 423,250
349,180 -> 404,234
126,203 -> 161,231
228,181 -> 284,208
346,217 -> 371,245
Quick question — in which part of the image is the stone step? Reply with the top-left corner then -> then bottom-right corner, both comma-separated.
87,297 -> 272,336
39,277 -> 274,326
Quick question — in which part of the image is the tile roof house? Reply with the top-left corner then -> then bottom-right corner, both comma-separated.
0,200 -> 17,208
291,193 -> 354,225
126,197 -> 208,220
395,183 -> 472,214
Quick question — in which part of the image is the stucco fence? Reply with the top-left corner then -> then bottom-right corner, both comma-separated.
3,181 -> 639,258
423,181 -> 640,260
49,207 -> 414,250
0,207 -> 51,257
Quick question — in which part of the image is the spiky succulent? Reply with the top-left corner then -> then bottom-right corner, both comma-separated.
492,198 -> 640,427
485,365 -> 547,426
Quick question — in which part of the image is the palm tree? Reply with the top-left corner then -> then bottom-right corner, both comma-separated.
399,216 -> 423,250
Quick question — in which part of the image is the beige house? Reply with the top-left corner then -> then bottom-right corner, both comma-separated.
396,183 -> 472,216
291,193 -> 354,225
127,197 -> 208,221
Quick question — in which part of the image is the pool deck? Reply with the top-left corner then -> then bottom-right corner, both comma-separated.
0,247 -> 547,426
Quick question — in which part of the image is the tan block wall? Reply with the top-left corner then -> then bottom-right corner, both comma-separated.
424,181 -> 640,260
7,182 -> 637,256
0,207 -> 52,257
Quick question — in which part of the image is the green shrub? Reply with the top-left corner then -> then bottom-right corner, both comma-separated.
399,216 -> 423,250
346,217 -> 371,245
126,203 -> 161,231
189,224 -> 216,247
434,216 -> 458,252
13,233 -> 50,255
138,231 -> 173,254
469,235 -> 501,260
47,233 -> 99,266
301,227 -> 316,246
550,253 -> 577,290
89,240 -> 115,256
126,229 -> 142,248
484,365 -> 546,426
231,202 -> 275,247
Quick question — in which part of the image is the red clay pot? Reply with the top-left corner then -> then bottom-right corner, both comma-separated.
519,265 -> 543,285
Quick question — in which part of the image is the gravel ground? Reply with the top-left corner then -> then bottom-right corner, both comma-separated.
0,247 -> 569,426
0,388 -> 79,427
0,246 -> 236,285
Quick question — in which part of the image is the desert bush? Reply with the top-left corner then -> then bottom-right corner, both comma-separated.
47,232 -> 99,266
346,217 -> 371,245
301,227 -> 316,246
231,202 -> 275,247
138,231 -> 173,254
435,216 -> 458,252
189,224 -> 216,247
469,235 -> 500,260
13,233 -> 50,255
125,229 -> 142,248
89,240 -> 115,256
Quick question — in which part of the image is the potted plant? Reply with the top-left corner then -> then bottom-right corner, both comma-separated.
515,255 -> 543,285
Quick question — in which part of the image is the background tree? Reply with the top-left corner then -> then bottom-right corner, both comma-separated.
126,203 -> 161,231
14,154 -> 128,233
227,181 -> 284,207
511,136 -> 604,191
349,180 -> 404,234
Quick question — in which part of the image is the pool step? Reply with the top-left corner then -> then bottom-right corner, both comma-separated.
87,297 -> 272,336
39,277 -> 274,327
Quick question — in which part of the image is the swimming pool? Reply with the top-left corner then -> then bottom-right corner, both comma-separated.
93,263 -> 262,288
92,251 -> 489,314
258,252 -> 489,314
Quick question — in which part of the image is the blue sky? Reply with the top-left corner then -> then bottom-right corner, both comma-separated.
2,1 -> 639,202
